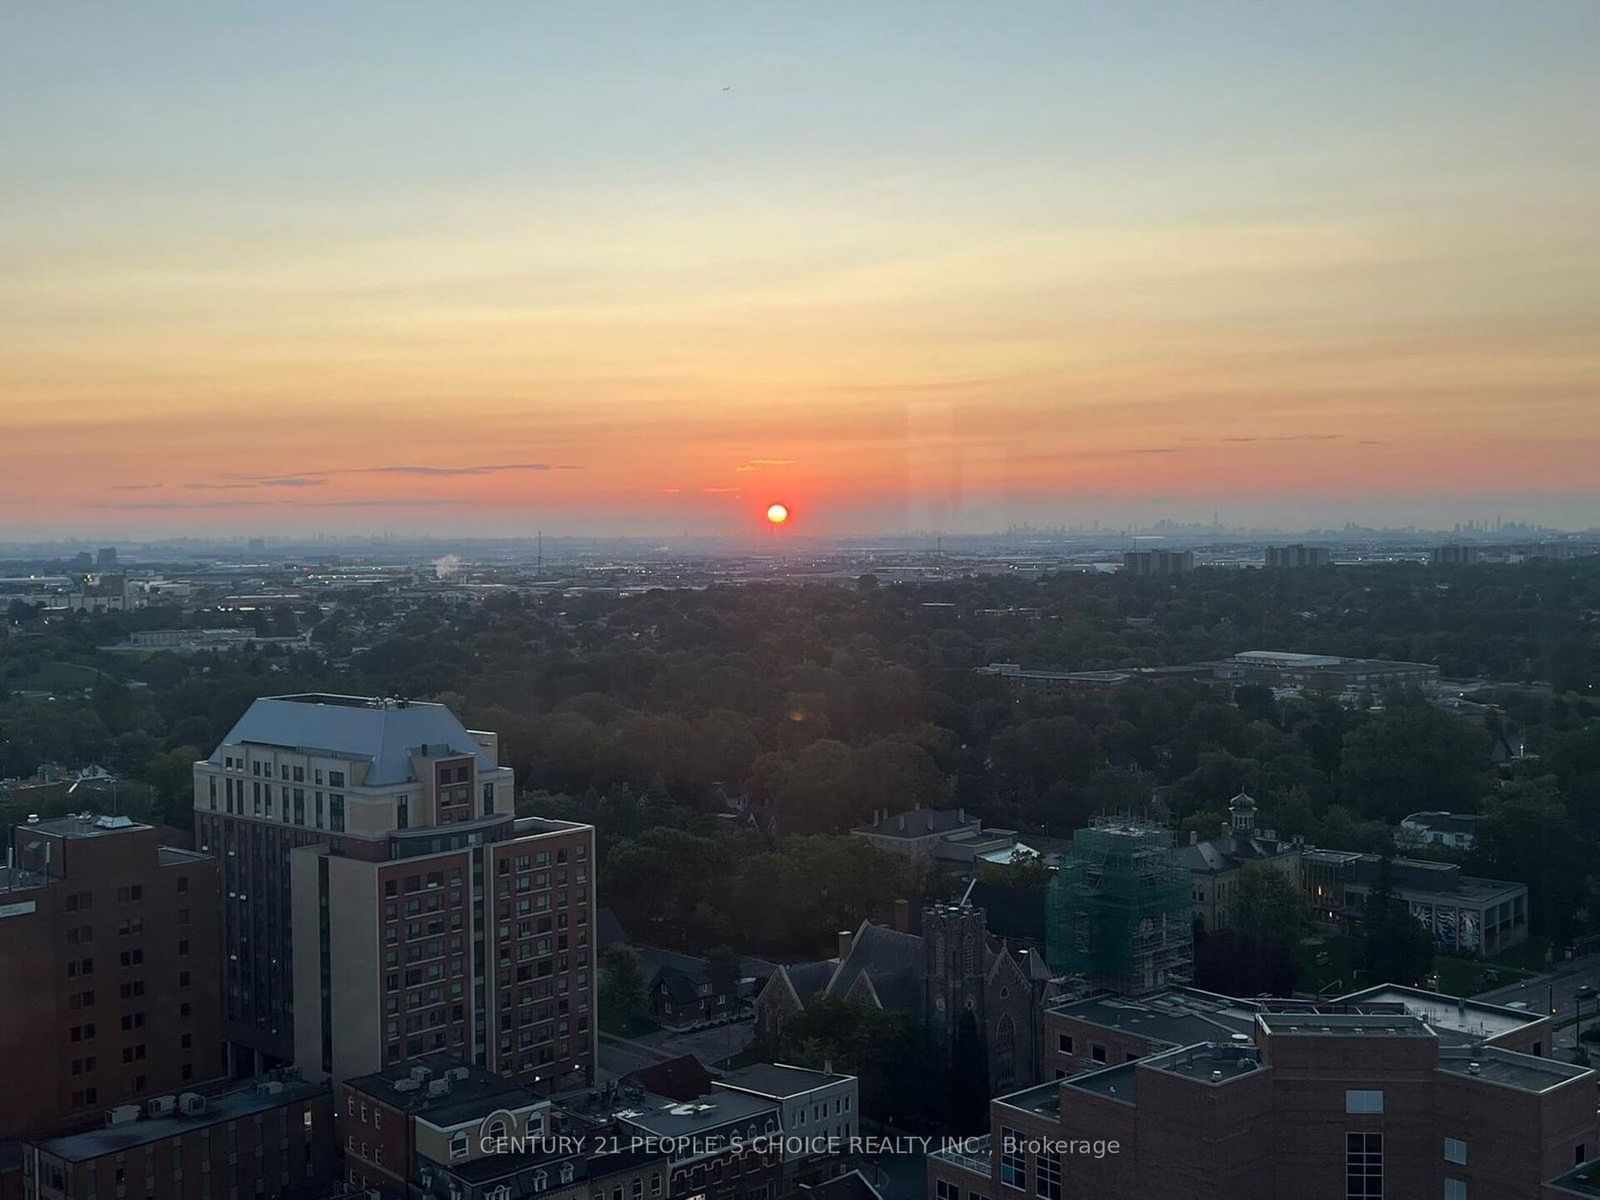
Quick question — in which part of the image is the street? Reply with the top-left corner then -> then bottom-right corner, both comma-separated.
1475,955 -> 1600,1053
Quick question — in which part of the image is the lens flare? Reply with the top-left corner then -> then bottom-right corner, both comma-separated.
766,503 -> 790,525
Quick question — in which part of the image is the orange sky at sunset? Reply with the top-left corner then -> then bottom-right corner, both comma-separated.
2,3 -> 1597,538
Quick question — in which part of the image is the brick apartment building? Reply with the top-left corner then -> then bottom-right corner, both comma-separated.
19,1075 -> 336,1200
193,694 -> 597,1091
0,815 -> 222,1138
341,1053 -> 675,1200
930,1009 -> 1597,1200
339,1054 -> 553,1195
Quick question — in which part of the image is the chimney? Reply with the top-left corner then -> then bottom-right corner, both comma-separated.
897,814 -> 906,832
893,899 -> 911,933
838,930 -> 853,961
1190,829 -> 1199,846
958,807 -> 966,823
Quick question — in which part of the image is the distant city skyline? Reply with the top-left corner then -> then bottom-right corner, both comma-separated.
3,2 -> 1597,539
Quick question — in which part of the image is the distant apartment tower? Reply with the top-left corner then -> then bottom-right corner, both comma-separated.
1264,544 -> 1331,568
95,547 -> 118,568
1121,549 -> 1194,576
1431,544 -> 1481,565
0,815 -> 222,1138
193,694 -> 597,1092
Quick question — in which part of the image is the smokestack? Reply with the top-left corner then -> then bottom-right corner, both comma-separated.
838,930 -> 853,961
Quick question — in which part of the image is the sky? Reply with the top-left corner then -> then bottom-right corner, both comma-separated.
2,1 -> 1597,539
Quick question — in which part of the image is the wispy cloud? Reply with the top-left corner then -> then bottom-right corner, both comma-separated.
735,458 -> 796,472
109,483 -> 162,491
347,463 -> 579,477
92,498 -> 471,510
1126,447 -> 1180,455
186,482 -> 255,491
255,476 -> 327,488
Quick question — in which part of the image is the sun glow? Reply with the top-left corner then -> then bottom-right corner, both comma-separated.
766,503 -> 790,525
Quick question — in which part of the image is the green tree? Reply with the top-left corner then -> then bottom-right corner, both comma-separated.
599,945 -> 648,1027
1230,863 -> 1305,948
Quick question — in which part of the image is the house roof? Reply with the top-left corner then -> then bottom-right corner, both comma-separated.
825,922 -> 926,1018
716,1063 -> 853,1099
627,1055 -> 714,1103
783,961 -> 837,1006
596,907 -> 630,950
210,693 -> 499,785
851,807 -> 977,839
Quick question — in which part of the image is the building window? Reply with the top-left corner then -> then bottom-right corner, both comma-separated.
936,1183 -> 956,1200
1345,1090 -> 1383,1114
1057,1034 -> 1073,1054
1443,1138 -> 1467,1165
1034,1151 -> 1060,1200
1346,1132 -> 1381,1200
999,1129 -> 1026,1191
449,1132 -> 469,1160
1091,1044 -> 1106,1063
1444,1181 -> 1466,1200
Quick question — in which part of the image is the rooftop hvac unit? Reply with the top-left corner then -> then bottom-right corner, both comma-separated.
146,1096 -> 178,1119
409,1066 -> 432,1083
448,1067 -> 470,1082
255,1080 -> 283,1097
393,1079 -> 420,1093
425,1079 -> 451,1097
105,1105 -> 141,1127
179,1093 -> 206,1116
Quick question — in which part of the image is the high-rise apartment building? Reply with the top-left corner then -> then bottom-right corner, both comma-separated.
1264,544 -> 1332,568
0,815 -> 222,1138
1121,549 -> 1195,577
194,694 -> 596,1092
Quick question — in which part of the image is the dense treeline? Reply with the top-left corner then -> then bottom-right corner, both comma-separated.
4,558 -> 1600,951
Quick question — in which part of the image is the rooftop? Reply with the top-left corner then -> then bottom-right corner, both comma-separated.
715,1063 -> 854,1099
1142,1042 -> 1262,1084
209,693 -> 502,786
851,807 -> 978,838
1546,1160 -> 1600,1197
1258,1013 -> 1433,1037
1436,1046 -> 1593,1094
1050,989 -> 1257,1047
346,1055 -> 538,1125
613,1089 -> 779,1140
32,1079 -> 327,1161
19,813 -> 148,839
1337,984 -> 1541,1041
1061,1063 -> 1138,1104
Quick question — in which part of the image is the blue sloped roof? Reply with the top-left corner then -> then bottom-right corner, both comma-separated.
210,693 -> 498,785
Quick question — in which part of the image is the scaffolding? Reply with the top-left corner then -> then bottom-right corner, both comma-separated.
1046,817 -> 1194,995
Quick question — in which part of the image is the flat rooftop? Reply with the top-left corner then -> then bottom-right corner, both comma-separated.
715,1063 -> 852,1099
1060,1064 -> 1137,1104
1259,1013 -> 1433,1037
1546,1160 -> 1600,1197
615,1089 -> 778,1139
1050,989 -> 1258,1047
1337,985 -> 1540,1041
346,1055 -> 538,1125
33,1080 -> 327,1161
996,1078 -> 1070,1113
1143,1042 -> 1262,1084
22,813 -> 149,839
1437,1047 -> 1593,1094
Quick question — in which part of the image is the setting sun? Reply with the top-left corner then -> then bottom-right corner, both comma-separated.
766,503 -> 790,525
